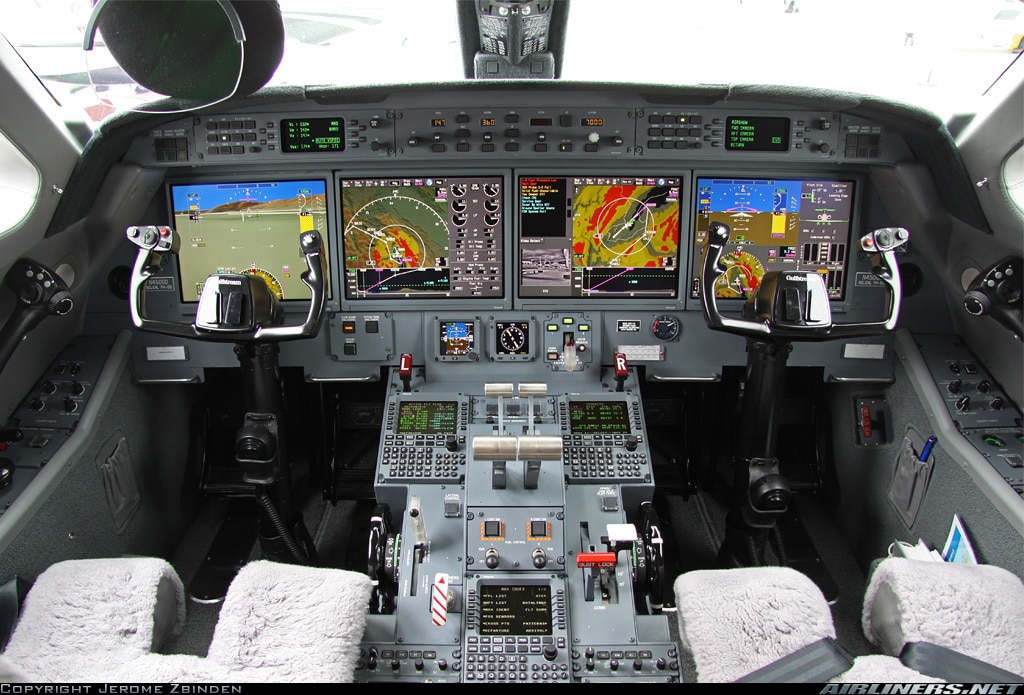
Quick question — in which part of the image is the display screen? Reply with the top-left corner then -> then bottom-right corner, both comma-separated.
692,177 -> 854,301
170,179 -> 330,303
340,176 -> 504,299
519,176 -> 681,298
478,584 -> 552,636
439,320 -> 475,356
495,320 -> 530,355
568,400 -> 631,434
725,116 -> 790,152
280,118 -> 344,153
395,400 -> 458,435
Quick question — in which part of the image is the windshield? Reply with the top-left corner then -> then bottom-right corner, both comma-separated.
4,0 -> 1022,126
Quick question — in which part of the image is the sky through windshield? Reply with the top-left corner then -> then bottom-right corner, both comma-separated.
2,0 -> 1021,126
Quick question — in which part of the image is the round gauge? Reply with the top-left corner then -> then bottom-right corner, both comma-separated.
498,322 -> 528,354
244,267 -> 284,300
651,314 -> 680,341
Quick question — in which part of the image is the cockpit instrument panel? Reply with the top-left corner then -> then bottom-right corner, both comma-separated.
691,176 -> 855,301
170,178 -> 331,303
518,176 -> 682,299
340,176 -> 504,300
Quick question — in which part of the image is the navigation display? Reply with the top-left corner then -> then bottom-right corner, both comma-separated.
692,177 -> 854,301
170,179 -> 330,303
340,176 -> 503,299
519,176 -> 681,298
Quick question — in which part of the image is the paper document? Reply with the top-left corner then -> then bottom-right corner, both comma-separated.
942,514 -> 978,564
889,538 -> 942,561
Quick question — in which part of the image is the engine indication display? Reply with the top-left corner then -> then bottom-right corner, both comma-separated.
341,176 -> 504,299
519,176 -> 682,299
692,177 -> 855,301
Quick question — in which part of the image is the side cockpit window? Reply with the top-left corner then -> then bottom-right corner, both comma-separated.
0,129 -> 41,236
1004,142 -> 1024,219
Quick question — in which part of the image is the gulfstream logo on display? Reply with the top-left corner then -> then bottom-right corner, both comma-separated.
820,685 -> 1022,694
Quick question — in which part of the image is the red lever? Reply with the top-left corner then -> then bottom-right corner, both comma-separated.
577,551 -> 617,569
614,352 -> 628,391
614,352 -> 628,378
399,353 -> 413,392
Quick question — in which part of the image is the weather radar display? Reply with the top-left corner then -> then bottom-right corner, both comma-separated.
170,179 -> 329,303
519,176 -> 682,298
692,177 -> 855,300
341,177 -> 504,299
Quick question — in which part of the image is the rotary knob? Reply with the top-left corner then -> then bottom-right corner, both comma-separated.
48,290 -> 74,316
964,290 -> 992,316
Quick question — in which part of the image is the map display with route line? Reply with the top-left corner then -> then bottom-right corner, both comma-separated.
572,184 -> 679,270
342,185 -> 450,271
518,176 -> 682,299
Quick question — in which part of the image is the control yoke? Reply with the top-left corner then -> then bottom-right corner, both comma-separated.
963,256 -> 1023,342
701,221 -> 908,340
0,259 -> 75,375
126,225 -> 327,341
